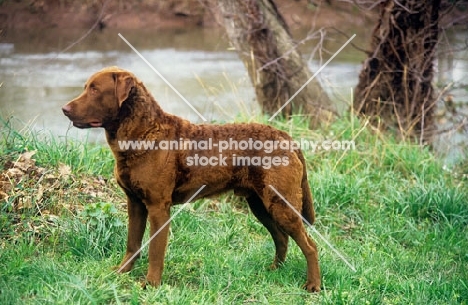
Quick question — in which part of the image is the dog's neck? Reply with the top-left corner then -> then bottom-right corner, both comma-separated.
104,84 -> 185,157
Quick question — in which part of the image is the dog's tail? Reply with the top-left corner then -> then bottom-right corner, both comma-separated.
298,150 -> 315,225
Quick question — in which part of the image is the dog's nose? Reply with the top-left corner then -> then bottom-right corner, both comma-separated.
62,104 -> 72,116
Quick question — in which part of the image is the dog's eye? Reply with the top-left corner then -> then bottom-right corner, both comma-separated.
88,83 -> 99,95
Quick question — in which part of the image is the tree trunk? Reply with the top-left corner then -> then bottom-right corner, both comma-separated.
218,0 -> 334,127
354,0 -> 440,142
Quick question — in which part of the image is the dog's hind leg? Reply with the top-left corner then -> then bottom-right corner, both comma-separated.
266,193 -> 321,292
246,192 -> 289,269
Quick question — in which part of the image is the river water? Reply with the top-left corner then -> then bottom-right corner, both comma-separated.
0,27 -> 467,161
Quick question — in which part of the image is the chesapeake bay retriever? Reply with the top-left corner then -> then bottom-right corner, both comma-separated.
62,66 -> 321,292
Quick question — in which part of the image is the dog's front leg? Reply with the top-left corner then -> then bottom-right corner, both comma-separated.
144,204 -> 171,287
117,194 -> 148,273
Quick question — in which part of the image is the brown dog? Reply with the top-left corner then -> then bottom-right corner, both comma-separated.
62,66 -> 321,292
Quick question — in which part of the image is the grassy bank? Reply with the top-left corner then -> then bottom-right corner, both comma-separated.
0,115 -> 467,304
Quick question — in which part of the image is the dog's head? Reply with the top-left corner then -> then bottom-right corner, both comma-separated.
62,66 -> 135,129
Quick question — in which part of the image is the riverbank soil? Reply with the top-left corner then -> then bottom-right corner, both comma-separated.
0,0 -> 376,31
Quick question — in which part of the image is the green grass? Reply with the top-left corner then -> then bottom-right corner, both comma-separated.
1,114 -> 467,304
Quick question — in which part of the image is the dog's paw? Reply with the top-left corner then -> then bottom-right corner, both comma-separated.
269,258 -> 285,270
269,263 -> 279,270
303,281 -> 321,293
143,274 -> 162,288
113,262 -> 133,273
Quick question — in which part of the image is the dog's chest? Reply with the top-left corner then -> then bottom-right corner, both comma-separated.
114,162 -> 145,198
113,153 -> 177,200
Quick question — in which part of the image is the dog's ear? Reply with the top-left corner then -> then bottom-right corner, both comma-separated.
114,72 -> 135,106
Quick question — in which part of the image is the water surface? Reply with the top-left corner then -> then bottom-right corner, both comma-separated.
0,27 -> 466,161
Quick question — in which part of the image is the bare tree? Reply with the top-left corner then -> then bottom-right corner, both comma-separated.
353,0 -> 441,142
217,0 -> 334,127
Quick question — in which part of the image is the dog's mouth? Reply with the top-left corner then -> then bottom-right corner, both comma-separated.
62,106 -> 103,128
72,121 -> 103,129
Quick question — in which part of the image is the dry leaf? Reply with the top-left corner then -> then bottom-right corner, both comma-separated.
44,173 -> 58,181
14,151 -> 37,172
0,181 -> 12,193
6,168 -> 25,179
18,196 -> 33,210
58,163 -> 71,178
19,150 -> 36,161
0,190 -> 8,201
36,185 -> 44,202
